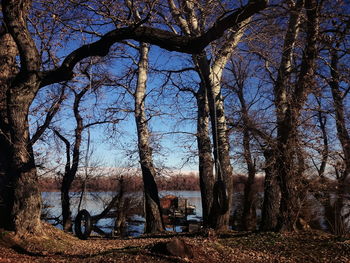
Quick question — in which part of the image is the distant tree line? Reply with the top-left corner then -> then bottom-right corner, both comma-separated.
39,173 -> 265,193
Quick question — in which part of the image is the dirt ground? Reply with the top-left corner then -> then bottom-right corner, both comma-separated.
0,223 -> 349,263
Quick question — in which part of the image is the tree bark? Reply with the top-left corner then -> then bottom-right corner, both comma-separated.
54,130 -> 73,232
54,85 -> 89,231
193,24 -> 247,229
236,87 -> 257,231
0,0 -> 43,236
134,43 -> 164,233
275,0 -> 319,231
327,45 -> 350,235
0,29 -> 17,228
260,147 -> 280,231
195,83 -> 215,227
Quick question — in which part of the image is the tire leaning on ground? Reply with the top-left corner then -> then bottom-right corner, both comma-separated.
74,209 -> 92,240
213,180 -> 229,215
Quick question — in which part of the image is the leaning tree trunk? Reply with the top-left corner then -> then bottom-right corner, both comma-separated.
196,83 -> 215,227
135,43 -> 164,233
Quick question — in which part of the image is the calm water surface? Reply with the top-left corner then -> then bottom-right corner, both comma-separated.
42,191 -> 203,236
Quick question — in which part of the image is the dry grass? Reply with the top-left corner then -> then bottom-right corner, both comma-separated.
0,224 -> 349,263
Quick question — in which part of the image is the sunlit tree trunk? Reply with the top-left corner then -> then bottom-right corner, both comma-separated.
193,27 -> 247,229
135,43 -> 164,233
195,83 -> 215,227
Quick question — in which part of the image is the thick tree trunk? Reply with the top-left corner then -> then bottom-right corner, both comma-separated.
195,83 -> 215,227
326,46 -> 350,235
135,43 -> 164,233
208,81 -> 234,230
273,0 -> 303,232
167,2 -> 253,230
1,90 -> 42,236
0,30 -> 17,228
0,1 -> 43,235
193,53 -> 233,230
193,22 -> 248,229
61,181 -> 73,231
329,50 -> 350,180
274,0 -> 318,231
260,148 -> 280,231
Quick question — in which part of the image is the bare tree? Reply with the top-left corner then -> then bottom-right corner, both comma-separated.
227,58 -> 259,231
0,0 -> 267,236
272,0 -> 319,231
167,0 -> 257,230
316,12 -> 350,234
134,43 -> 164,233
52,66 -> 119,231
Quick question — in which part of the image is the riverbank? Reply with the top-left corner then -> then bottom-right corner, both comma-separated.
0,223 -> 349,262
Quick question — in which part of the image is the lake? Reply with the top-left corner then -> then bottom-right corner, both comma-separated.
42,191 -> 203,236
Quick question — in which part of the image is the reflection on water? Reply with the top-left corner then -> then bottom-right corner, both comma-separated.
43,190 -> 350,235
42,191 -> 203,236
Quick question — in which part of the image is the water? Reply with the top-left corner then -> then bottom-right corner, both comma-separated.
41,191 -> 203,236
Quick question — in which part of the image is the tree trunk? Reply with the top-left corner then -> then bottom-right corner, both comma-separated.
135,43 -> 164,233
195,83 -> 215,227
0,30 -> 17,228
54,84 -> 88,231
193,53 -> 233,230
236,84 -> 257,231
326,45 -> 350,235
0,1 -> 43,235
208,81 -> 234,230
193,21 -> 248,228
1,89 -> 42,236
54,130 -> 75,232
61,176 -> 74,231
260,148 -> 280,231
315,97 -> 328,178
241,130 -> 257,231
274,0 -> 318,231
329,49 -> 350,180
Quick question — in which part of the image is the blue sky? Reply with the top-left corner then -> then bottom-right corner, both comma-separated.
31,44 -> 202,173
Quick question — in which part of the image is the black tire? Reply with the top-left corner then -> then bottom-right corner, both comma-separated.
213,180 -> 229,215
74,209 -> 92,240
